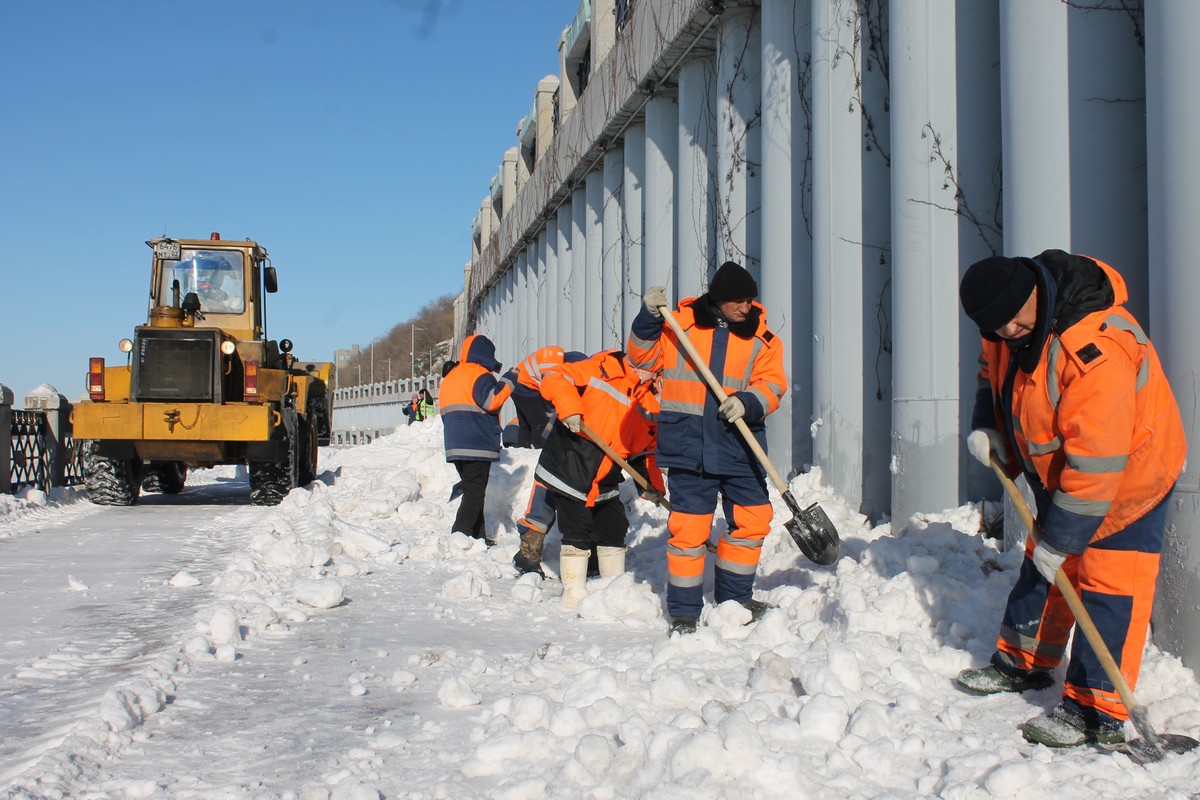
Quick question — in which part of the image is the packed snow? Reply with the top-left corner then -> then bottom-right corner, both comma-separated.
2,418 -> 1199,799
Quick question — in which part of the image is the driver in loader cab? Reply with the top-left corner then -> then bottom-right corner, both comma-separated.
183,255 -> 243,313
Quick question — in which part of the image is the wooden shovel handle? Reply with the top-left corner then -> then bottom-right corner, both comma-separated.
579,421 -> 669,510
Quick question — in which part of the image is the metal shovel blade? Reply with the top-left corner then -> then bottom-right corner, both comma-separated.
784,500 -> 840,566
1114,733 -> 1199,764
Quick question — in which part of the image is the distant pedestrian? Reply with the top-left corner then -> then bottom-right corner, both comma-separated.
402,388 -> 435,425
438,335 -> 514,544
955,250 -> 1185,748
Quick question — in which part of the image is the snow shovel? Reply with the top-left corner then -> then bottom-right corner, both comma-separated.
657,305 -> 840,565
989,456 -> 1199,762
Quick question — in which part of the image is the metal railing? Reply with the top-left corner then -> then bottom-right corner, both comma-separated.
8,409 -> 84,493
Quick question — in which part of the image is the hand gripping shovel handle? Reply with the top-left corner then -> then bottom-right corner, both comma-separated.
579,422 -> 670,511
988,456 -> 1178,760
657,304 -> 838,565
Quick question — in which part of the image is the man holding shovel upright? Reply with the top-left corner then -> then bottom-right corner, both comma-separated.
627,261 -> 786,636
956,250 -> 1185,749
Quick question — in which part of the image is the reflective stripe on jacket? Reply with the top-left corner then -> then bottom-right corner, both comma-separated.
626,296 -> 786,476
515,346 -> 566,395
439,334 -> 513,462
976,257 -> 1186,553
536,350 -> 664,505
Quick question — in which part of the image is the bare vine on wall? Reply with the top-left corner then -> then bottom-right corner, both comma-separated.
1063,0 -> 1144,49
714,18 -> 763,272
915,123 -> 1003,257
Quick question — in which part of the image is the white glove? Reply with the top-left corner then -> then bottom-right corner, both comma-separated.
562,414 -> 582,434
966,428 -> 1008,467
718,395 -> 745,423
643,286 -> 668,318
1031,540 -> 1068,583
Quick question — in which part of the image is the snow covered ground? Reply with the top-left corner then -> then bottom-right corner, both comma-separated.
2,419 -> 1198,799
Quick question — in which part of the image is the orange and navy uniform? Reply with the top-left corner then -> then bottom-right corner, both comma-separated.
974,251 -> 1185,721
626,295 -> 786,619
439,334 -> 514,462
535,350 -> 664,506
515,346 -> 568,395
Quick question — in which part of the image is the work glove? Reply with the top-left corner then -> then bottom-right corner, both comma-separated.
718,395 -> 746,423
966,427 -> 1008,468
639,488 -> 667,508
1031,539 -> 1069,583
562,414 -> 582,434
643,286 -> 668,318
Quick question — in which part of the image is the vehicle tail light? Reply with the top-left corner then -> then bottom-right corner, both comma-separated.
245,360 -> 259,403
88,358 -> 105,401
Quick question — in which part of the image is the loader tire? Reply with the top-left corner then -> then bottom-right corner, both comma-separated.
142,461 -> 187,494
298,415 -> 318,486
82,441 -> 142,506
250,408 -> 298,506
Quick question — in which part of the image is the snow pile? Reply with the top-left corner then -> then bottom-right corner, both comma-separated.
1,417 -> 1198,799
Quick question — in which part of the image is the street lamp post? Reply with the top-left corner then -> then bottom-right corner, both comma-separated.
382,359 -> 391,382
411,325 -> 424,379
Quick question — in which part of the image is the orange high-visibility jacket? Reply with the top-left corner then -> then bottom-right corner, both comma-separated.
626,296 -> 786,476
535,350 -> 664,505
515,346 -> 566,394
439,334 -> 514,462
976,256 -> 1185,553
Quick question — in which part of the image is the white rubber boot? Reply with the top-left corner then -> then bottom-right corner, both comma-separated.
558,545 -> 590,611
597,546 -> 626,578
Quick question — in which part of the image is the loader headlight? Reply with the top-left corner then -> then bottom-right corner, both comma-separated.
119,338 -> 134,353
220,340 -> 237,355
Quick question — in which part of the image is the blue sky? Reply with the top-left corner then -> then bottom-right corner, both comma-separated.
0,0 -> 572,400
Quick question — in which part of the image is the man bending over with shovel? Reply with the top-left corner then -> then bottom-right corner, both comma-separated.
627,261 -> 787,636
956,250 -> 1185,750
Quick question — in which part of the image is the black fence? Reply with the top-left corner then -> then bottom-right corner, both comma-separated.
9,409 -> 84,493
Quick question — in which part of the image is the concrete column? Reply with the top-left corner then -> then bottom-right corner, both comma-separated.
889,0 -> 964,526
585,171 -> 605,354
602,147 -> 624,349
558,32 -> 578,122
515,250 -> 529,357
1147,0 -> 1200,671
644,94 -> 678,297
556,203 -> 574,349
537,230 -> 551,346
24,386 -> 70,489
502,148 -> 518,218
1000,0 -> 1070,255
1066,4 -> 1148,321
536,75 -> 560,164
0,384 -> 11,494
677,56 -> 716,300
592,0 -> 616,67
571,186 -> 588,350
479,197 -> 495,251
716,7 -> 762,274
760,0 -> 811,473
622,123 -> 646,336
811,0 -> 865,512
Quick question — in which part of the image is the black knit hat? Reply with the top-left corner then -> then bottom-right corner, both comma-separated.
708,261 -> 759,302
960,256 -> 1037,333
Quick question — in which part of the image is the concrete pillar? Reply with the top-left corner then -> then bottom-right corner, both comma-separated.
23,386 -> 70,489
1147,0 -> 1200,671
602,147 -> 624,349
571,186 -> 588,351
644,94 -> 678,297
536,75 -> 560,164
537,229 -> 551,346
0,384 -> 11,494
502,148 -> 518,218
715,7 -> 762,274
592,0 -> 616,67
556,203 -> 574,349
811,0 -> 865,513
622,123 -> 646,336
479,197 -> 495,251
760,0 -> 812,473
677,56 -> 716,301
1066,4 -> 1148,321
889,0 -> 964,526
558,32 -> 578,122
514,251 -> 529,358
1000,0 -> 1070,255
585,170 -> 605,354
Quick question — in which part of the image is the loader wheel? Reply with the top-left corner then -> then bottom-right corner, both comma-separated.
82,441 -> 142,506
298,415 -> 318,486
250,408 -> 298,506
142,461 -> 187,494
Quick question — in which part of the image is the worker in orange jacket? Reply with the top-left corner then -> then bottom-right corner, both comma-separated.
439,334 -> 514,544
626,261 -> 787,635
509,346 -> 586,447
955,250 -> 1185,749
529,349 -> 664,610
